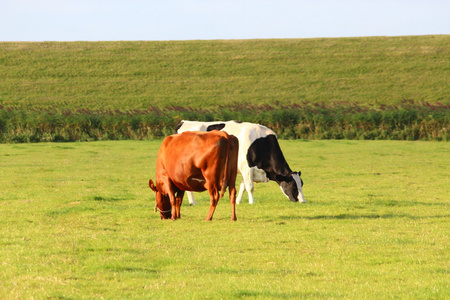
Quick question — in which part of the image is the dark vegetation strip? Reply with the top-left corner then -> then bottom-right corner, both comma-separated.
1,101 -> 448,143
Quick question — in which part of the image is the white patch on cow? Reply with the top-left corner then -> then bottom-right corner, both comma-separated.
178,122 -> 209,132
292,173 -> 306,203
192,178 -> 205,183
252,167 -> 269,183
186,191 -> 197,205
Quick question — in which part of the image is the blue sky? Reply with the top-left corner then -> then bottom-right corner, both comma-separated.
1,0 -> 449,41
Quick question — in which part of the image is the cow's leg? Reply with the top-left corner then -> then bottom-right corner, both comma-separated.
205,186 -> 219,221
186,191 -> 197,205
241,167 -> 255,204
167,193 -> 177,220
237,166 -> 255,204
246,186 -> 255,204
229,186 -> 237,221
236,181 -> 246,204
175,191 -> 185,219
205,195 -> 218,221
165,182 -> 178,221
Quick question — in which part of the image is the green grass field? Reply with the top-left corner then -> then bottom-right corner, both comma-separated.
1,35 -> 449,110
1,140 -> 448,299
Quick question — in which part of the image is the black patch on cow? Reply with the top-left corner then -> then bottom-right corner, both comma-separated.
246,135 -> 292,181
206,123 -> 226,132
174,121 -> 184,134
247,135 -> 301,202
279,179 -> 299,202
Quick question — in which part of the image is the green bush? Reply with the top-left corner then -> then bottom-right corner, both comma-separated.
0,102 -> 448,143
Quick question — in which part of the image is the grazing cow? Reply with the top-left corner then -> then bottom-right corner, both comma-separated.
149,130 -> 239,221
175,120 -> 306,205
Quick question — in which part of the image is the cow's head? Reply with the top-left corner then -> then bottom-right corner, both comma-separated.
276,171 -> 306,203
149,179 -> 172,219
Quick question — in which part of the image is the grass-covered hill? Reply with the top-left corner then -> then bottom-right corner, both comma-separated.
0,35 -> 449,142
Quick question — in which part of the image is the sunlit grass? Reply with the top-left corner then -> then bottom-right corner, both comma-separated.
0,140 -> 448,298
1,36 -> 448,110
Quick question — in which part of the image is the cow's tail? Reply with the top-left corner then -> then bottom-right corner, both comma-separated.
219,132 -> 231,199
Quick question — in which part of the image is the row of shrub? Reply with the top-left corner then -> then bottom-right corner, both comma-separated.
0,101 -> 448,143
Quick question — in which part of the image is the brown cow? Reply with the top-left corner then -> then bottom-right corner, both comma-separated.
149,130 -> 239,221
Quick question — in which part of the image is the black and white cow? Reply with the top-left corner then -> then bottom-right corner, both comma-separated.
175,120 -> 306,205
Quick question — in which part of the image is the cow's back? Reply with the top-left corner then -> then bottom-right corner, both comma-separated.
177,120 -> 274,160
221,121 -> 274,153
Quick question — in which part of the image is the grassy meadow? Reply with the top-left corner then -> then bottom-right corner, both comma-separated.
0,140 -> 448,299
1,36 -> 449,109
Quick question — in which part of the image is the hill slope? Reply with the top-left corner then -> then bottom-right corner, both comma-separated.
0,35 -> 448,110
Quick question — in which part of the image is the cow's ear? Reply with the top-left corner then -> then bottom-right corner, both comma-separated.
149,179 -> 157,192
297,171 -> 301,176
